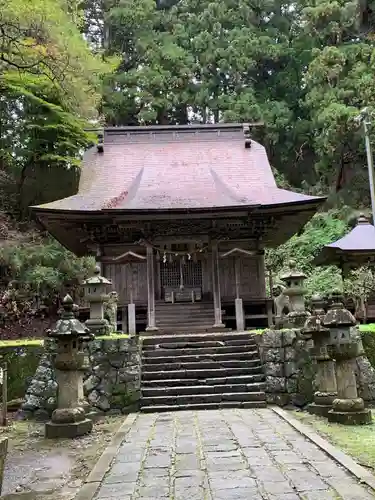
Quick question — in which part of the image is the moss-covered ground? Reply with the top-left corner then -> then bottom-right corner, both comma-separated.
289,410 -> 375,471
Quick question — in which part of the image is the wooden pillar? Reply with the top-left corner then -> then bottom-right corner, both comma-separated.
211,241 -> 224,328
95,246 -> 103,274
146,245 -> 158,331
234,256 -> 244,331
127,263 -> 136,335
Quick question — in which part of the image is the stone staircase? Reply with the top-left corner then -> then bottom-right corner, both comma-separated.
140,332 -> 266,412
155,301 -> 216,334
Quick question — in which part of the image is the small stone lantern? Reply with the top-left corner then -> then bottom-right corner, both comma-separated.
302,294 -> 337,417
82,266 -> 112,335
280,259 -> 310,327
45,295 -> 95,438
323,290 -> 372,425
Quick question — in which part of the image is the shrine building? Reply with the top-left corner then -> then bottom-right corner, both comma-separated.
31,124 -> 326,334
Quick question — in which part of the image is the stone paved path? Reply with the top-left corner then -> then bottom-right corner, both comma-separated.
95,408 -> 373,500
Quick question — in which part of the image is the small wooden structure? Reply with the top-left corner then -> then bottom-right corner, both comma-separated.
314,214 -> 375,321
31,124 -> 325,334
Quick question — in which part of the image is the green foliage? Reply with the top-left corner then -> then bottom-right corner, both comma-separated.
0,0 -> 109,116
0,344 -> 43,400
266,209 -> 350,296
0,235 -> 96,296
96,0 -> 375,201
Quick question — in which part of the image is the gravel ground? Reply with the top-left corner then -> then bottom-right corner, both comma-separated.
0,414 -> 123,500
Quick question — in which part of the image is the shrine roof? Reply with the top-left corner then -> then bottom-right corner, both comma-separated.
313,214 -> 375,267
31,124 -> 325,214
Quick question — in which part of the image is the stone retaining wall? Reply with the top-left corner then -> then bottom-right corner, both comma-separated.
20,336 -> 141,420
256,328 -> 375,407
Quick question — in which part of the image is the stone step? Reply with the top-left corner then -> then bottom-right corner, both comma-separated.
142,345 -> 258,357
143,326 -> 219,336
141,332 -> 256,346
155,314 -> 214,319
141,382 -> 266,397
142,351 -> 260,364
140,391 -> 266,407
141,340 -> 257,352
155,302 -> 214,308
142,373 -> 265,387
156,320 -> 214,327
140,401 -> 267,413
156,318 -> 214,334
142,359 -> 262,372
155,308 -> 214,315
142,366 -> 263,380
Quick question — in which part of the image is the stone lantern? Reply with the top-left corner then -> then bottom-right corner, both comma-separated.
323,290 -> 372,425
280,260 -> 309,327
45,295 -> 95,438
302,294 -> 337,417
82,266 -> 112,335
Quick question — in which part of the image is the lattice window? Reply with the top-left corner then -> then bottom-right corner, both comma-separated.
160,261 -> 202,288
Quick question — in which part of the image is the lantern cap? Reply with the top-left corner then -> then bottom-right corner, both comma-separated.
310,293 -> 326,311
280,259 -> 306,281
47,294 -> 92,339
82,266 -> 112,286
323,289 -> 356,327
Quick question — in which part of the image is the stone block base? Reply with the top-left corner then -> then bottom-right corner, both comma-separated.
307,403 -> 332,417
45,418 -> 93,439
327,409 -> 372,425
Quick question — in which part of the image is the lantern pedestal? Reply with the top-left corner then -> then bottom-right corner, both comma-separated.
327,343 -> 372,425
308,347 -> 338,417
322,291 -> 372,425
45,296 -> 94,439
302,295 -> 337,417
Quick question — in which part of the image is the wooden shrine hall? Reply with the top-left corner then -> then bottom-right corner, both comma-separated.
31,123 -> 325,334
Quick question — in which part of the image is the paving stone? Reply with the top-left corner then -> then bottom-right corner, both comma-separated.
259,479 -> 295,495
140,467 -> 170,480
203,442 -> 239,452
206,456 -> 247,471
267,494 -> 299,500
310,460 -> 350,478
97,482 -> 136,497
208,470 -> 257,490
115,451 -> 144,463
251,465 -> 286,482
174,487 -> 208,500
326,478 -> 375,499
271,451 -> 303,464
205,449 -> 242,459
173,469 -> 206,480
284,470 -> 328,492
242,448 -> 273,466
174,474 -> 206,488
143,453 -> 171,468
175,453 -> 201,470
212,488 -> 262,499
88,408 -> 373,500
137,484 -> 170,498
299,490 -> 342,500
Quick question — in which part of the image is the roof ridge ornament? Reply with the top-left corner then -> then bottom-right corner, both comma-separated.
357,213 -> 370,225
243,123 -> 251,149
97,129 -> 104,153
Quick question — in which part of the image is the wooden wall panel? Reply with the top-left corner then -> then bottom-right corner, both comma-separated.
219,258 -> 236,297
240,256 -> 263,298
104,262 -> 147,304
218,255 -> 266,299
